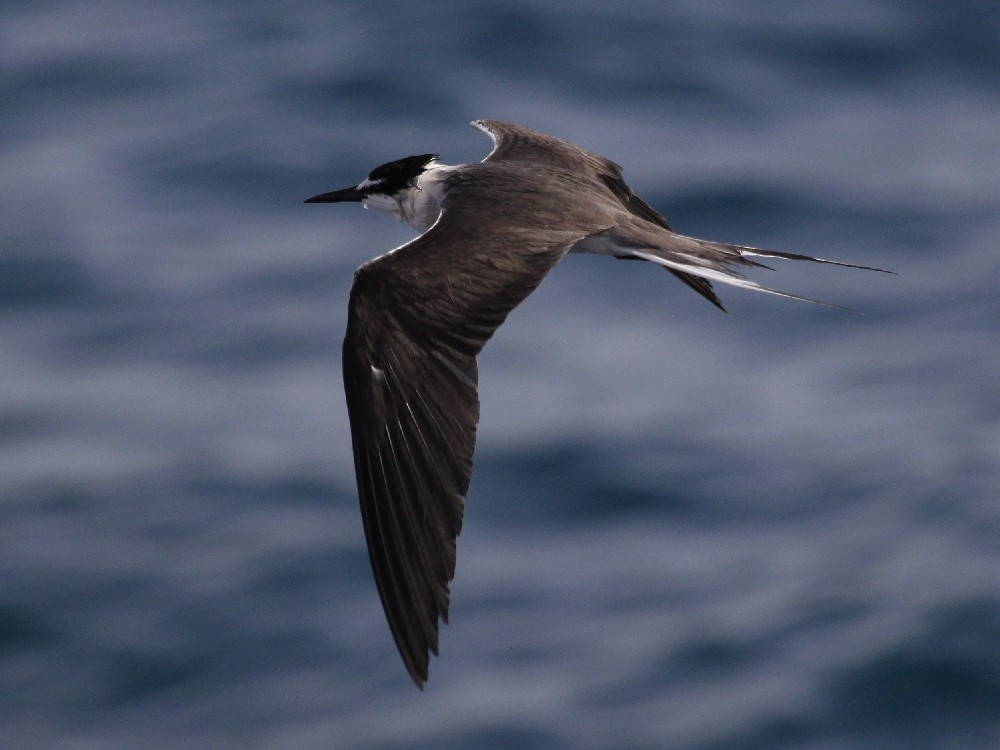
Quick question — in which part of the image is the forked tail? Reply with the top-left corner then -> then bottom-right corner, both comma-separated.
615,229 -> 893,311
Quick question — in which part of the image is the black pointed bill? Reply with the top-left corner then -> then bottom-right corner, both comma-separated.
304,185 -> 367,203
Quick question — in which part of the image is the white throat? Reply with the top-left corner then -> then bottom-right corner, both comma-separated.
363,163 -> 456,233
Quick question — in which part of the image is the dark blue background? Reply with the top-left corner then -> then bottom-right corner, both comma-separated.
2,1 -> 998,748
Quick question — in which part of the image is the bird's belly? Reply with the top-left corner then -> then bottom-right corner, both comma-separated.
570,231 -> 635,258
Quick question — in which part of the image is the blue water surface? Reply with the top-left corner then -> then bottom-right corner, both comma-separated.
2,1 -> 999,748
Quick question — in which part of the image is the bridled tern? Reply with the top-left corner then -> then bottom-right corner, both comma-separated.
305,119 -> 888,687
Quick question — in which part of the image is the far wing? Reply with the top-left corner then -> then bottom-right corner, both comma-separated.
472,117 -> 671,228
473,118 -> 625,175
472,119 -> 723,309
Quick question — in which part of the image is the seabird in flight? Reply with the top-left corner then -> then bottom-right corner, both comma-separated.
305,119 -> 888,687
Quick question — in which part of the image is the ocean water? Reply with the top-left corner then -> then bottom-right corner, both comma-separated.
2,1 -> 999,748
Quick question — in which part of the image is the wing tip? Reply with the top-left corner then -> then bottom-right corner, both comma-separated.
399,644 -> 431,689
410,671 -> 428,690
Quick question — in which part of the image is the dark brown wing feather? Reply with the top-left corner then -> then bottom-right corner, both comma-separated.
474,118 -> 625,175
475,119 -> 724,309
343,169 -> 612,686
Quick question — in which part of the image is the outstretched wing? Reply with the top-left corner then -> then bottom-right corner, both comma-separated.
344,174 -> 610,686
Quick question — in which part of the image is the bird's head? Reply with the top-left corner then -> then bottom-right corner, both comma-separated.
304,154 -> 440,208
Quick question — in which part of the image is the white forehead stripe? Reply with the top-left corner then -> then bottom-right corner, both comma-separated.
357,177 -> 383,190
